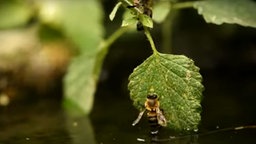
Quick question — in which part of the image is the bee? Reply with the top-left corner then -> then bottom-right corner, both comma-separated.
132,94 -> 167,134
128,0 -> 153,31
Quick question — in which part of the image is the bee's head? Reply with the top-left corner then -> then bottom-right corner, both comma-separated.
147,94 -> 158,100
147,94 -> 158,106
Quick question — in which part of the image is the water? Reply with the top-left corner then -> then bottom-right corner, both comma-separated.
0,83 -> 255,144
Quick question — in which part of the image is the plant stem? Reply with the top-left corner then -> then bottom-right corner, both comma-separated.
172,1 -> 196,10
95,26 -> 130,80
97,26 -> 130,67
101,26 -> 130,51
144,28 -> 158,55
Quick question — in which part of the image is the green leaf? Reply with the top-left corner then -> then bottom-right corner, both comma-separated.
128,53 -> 204,131
64,53 -> 97,115
193,0 -> 256,28
121,17 -> 137,27
38,0 -> 103,54
38,0 -> 104,114
109,2 -> 123,21
0,2 -> 32,29
139,14 -> 153,28
153,1 -> 171,23
121,10 -> 137,27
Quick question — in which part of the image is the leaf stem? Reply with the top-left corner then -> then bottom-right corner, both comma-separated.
95,26 -> 130,81
172,1 -> 196,10
101,26 -> 130,51
144,28 -> 158,55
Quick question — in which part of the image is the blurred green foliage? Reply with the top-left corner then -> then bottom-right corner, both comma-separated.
0,1 -> 32,29
194,0 -> 256,28
0,0 -> 104,114
38,0 -> 104,114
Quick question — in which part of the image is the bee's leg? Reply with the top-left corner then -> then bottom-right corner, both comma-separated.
132,109 -> 145,126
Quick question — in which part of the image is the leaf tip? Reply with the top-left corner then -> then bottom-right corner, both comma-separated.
109,2 -> 122,21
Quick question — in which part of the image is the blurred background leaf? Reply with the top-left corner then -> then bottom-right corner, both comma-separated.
37,0 -> 104,114
153,1 -> 171,23
193,0 -> 256,28
38,0 -> 103,54
0,1 -> 33,29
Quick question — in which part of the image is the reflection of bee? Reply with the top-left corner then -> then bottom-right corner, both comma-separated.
128,0 -> 153,31
132,94 -> 167,134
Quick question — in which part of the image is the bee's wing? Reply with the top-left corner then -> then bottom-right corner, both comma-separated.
132,109 -> 146,126
156,108 -> 167,127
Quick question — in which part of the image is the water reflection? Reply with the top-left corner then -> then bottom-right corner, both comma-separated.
0,98 -> 96,144
65,111 -> 96,144
0,99 -> 69,143
0,96 -> 255,144
136,133 -> 199,144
